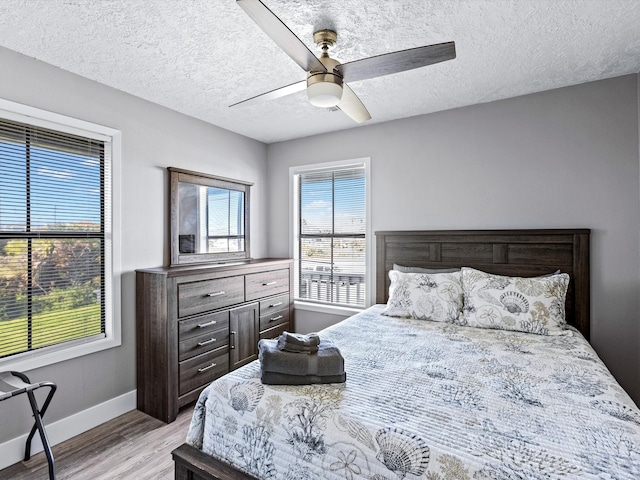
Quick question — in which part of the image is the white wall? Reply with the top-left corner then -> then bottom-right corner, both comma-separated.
267,74 -> 640,405
0,46 -> 268,454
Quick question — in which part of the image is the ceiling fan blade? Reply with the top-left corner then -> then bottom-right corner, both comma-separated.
237,0 -> 326,73
338,84 -> 371,124
230,80 -> 306,107
335,41 -> 456,83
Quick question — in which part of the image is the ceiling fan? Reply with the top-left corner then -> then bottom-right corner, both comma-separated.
231,0 -> 456,123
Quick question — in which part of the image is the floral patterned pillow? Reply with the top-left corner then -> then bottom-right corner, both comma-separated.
460,267 -> 570,335
383,270 -> 463,322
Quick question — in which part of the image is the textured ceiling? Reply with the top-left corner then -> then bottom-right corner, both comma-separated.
1,0 -> 639,144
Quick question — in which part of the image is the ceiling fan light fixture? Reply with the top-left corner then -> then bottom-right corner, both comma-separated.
307,81 -> 343,107
307,71 -> 343,108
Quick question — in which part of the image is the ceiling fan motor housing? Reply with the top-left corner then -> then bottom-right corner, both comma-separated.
307,29 -> 343,107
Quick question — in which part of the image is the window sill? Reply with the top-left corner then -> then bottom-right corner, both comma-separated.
294,300 -> 363,317
0,335 -> 121,373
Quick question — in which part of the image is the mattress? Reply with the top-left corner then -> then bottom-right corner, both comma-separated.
186,304 -> 640,479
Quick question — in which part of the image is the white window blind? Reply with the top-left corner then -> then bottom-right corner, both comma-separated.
0,118 -> 106,359
296,165 -> 366,307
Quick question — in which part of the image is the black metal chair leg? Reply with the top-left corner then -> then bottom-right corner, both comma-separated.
24,382 -> 57,461
25,390 -> 56,480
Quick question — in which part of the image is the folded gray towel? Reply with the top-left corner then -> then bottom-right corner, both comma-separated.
261,370 -> 346,385
277,339 -> 319,354
278,331 -> 320,347
258,339 -> 344,376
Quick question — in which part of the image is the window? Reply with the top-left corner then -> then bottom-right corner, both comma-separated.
0,100 -> 120,370
292,159 -> 369,308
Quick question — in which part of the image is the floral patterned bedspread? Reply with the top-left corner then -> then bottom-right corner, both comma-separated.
186,305 -> 640,479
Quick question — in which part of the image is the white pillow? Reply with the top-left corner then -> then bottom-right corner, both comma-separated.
460,267 -> 570,335
383,270 -> 463,323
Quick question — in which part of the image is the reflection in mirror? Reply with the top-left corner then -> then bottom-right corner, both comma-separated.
178,183 -> 245,254
169,168 -> 252,266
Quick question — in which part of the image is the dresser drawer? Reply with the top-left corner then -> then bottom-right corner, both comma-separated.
179,325 -> 230,362
260,322 -> 289,341
246,269 -> 289,301
259,293 -> 290,317
178,311 -> 229,340
259,306 -> 290,332
177,276 -> 245,317
179,349 -> 229,396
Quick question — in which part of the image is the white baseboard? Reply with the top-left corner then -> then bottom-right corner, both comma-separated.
0,389 -> 136,471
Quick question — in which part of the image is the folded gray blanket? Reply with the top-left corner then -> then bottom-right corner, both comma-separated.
277,331 -> 320,353
258,339 -> 344,376
261,370 -> 346,385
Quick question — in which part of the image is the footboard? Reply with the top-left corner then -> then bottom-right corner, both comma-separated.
172,443 -> 257,480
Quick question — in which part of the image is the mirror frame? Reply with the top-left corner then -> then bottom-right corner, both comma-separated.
169,167 -> 252,266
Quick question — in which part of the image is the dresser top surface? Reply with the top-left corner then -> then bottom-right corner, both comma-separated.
136,258 -> 293,277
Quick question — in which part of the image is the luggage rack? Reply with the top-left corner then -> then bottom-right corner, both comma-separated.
0,371 -> 57,480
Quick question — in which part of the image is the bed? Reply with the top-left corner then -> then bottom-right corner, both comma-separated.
172,229 -> 640,480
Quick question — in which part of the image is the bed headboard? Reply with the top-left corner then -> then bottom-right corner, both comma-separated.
375,229 -> 590,339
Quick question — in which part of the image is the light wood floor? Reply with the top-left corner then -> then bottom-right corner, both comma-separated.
0,407 -> 193,480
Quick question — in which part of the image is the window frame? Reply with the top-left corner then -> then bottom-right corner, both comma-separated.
0,98 -> 121,372
289,158 -> 372,313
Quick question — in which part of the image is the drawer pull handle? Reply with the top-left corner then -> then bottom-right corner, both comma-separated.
206,291 -> 225,297
269,315 -> 283,323
197,363 -> 217,373
263,281 -> 277,286
269,301 -> 283,308
197,337 -> 217,346
230,330 -> 236,350
197,320 -> 217,328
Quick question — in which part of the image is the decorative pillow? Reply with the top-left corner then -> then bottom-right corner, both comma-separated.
383,270 -> 463,322
460,267 -> 570,335
392,264 -> 459,274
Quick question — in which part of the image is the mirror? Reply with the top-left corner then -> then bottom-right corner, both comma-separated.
169,168 -> 252,266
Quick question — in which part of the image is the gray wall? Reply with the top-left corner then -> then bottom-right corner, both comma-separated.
267,74 -> 640,404
0,46 -> 268,441
0,42 -> 638,450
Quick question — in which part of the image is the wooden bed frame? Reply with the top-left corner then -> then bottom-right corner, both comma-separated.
172,228 -> 591,480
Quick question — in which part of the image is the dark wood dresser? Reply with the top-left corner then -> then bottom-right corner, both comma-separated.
136,258 -> 294,423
